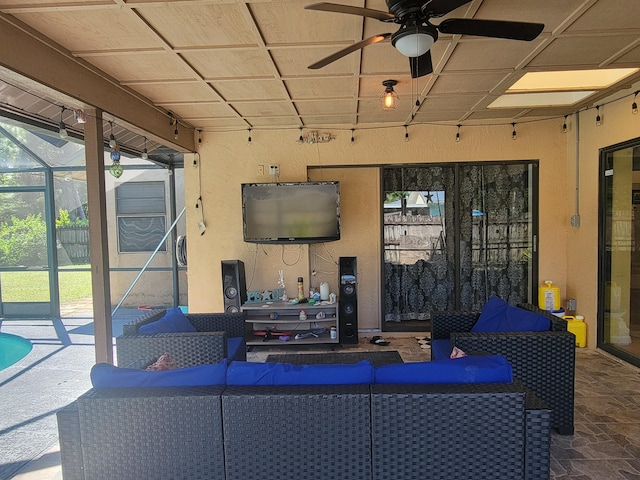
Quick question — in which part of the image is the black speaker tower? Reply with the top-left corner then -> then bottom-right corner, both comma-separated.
338,256 -> 358,344
221,260 -> 247,314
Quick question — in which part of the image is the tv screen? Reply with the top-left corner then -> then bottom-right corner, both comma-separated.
242,181 -> 340,244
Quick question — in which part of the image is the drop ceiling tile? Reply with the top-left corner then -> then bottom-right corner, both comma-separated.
300,115 -> 355,126
430,72 -> 514,94
612,46 -> 640,66
296,99 -> 354,116
272,47 -> 360,77
412,110 -> 469,123
84,52 -> 196,82
136,3 -> 257,48
285,77 -> 358,100
443,38 -> 542,71
565,0 -> 640,31
182,49 -> 275,78
214,79 -> 287,102
13,8 -> 162,51
418,93 -> 487,112
232,101 -> 295,117
530,35 -> 640,68
132,82 -> 217,103
161,103 -> 234,120
251,0 -> 364,44
245,116 -> 301,127
196,117 -> 249,129
473,0 -> 583,29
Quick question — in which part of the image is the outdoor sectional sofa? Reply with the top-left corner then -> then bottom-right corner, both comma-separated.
56,356 -> 552,480
431,300 -> 575,435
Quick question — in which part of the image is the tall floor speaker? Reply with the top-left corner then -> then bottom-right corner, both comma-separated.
338,256 -> 358,344
221,260 -> 247,314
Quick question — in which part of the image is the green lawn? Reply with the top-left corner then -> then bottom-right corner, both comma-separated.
1,267 -> 92,302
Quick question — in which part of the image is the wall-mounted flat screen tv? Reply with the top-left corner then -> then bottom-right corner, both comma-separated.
242,181 -> 340,244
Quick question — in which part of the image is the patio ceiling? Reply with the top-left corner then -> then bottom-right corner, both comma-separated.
0,0 -> 639,156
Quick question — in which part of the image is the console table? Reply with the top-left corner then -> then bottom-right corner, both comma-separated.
242,301 -> 339,347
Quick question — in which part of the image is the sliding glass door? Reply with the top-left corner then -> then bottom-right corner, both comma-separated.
599,139 -> 640,367
382,162 -> 537,328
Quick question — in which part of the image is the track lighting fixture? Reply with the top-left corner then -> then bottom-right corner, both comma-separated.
562,115 -> 568,133
632,91 -> 638,115
109,121 -> 116,148
58,106 -> 68,139
595,106 -> 601,126
405,125 -> 409,142
455,124 -> 461,142
511,123 -> 517,140
142,137 -> 149,160
380,80 -> 399,110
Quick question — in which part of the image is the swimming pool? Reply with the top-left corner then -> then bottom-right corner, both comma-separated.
0,332 -> 33,370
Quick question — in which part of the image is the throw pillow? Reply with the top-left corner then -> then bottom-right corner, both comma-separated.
91,359 -> 228,388
145,352 -> 177,371
226,360 -> 374,386
138,307 -> 196,335
450,346 -> 467,359
472,296 -> 550,333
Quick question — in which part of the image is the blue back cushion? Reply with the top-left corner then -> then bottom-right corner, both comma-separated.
90,359 -> 227,388
226,360 -> 374,386
374,355 -> 513,384
430,339 -> 453,360
227,337 -> 246,362
138,307 -> 196,334
472,297 -> 550,333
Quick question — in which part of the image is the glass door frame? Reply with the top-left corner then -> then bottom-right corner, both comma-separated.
597,136 -> 640,368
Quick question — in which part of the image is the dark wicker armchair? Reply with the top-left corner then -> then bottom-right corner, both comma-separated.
116,309 -> 246,368
431,304 -> 575,435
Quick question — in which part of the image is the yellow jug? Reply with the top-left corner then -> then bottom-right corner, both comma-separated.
538,280 -> 560,311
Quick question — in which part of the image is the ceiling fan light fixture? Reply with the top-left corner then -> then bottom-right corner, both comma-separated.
391,24 -> 437,58
380,79 -> 399,110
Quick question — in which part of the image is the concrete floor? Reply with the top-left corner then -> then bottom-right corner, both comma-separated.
2,313 -> 640,479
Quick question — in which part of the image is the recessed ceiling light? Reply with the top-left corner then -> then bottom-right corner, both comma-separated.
508,68 -> 639,92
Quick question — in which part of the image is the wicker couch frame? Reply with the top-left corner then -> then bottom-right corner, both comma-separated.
115,309 -> 246,367
57,381 -> 551,480
431,304 -> 575,435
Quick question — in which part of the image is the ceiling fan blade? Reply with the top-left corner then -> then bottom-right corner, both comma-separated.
438,18 -> 544,41
304,3 -> 395,22
409,51 -> 433,78
422,0 -> 473,18
308,33 -> 392,69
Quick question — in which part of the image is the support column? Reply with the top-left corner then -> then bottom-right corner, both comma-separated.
85,108 -> 113,364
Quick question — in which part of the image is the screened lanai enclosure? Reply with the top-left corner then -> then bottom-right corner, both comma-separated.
0,115 -> 187,322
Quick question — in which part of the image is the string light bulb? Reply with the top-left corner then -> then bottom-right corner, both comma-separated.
632,91 -> 638,115
455,124 -> 461,142
58,106 -> 67,139
298,127 -> 303,144
198,130 -> 202,144
405,125 -> 409,142
562,115 -> 568,133
174,123 -> 179,140
109,121 -> 116,148
595,106 -> 601,126
248,128 -> 252,145
141,137 -> 149,160
350,129 -> 355,145
511,123 -> 517,140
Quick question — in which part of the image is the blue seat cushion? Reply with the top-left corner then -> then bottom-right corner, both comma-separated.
226,360 -> 374,386
91,359 -> 227,388
138,307 -> 196,334
431,338 -> 453,360
374,355 -> 513,384
472,296 -> 550,333
227,336 -> 246,362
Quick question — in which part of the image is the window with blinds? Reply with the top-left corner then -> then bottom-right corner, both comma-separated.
115,182 -> 166,253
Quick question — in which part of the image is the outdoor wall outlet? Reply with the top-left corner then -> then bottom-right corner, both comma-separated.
257,165 -> 264,175
269,164 -> 279,176
570,214 -> 580,227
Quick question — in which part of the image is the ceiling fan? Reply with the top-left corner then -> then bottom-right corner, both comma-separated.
305,0 -> 544,78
